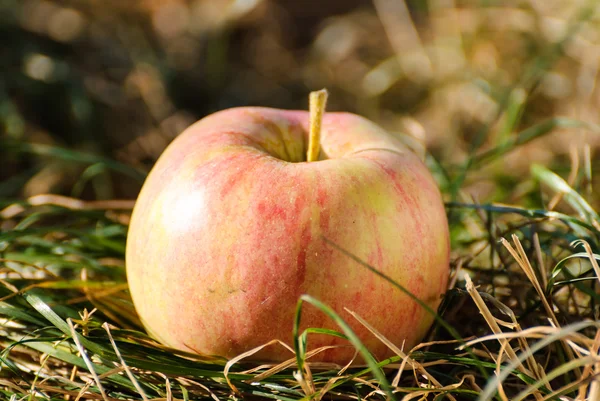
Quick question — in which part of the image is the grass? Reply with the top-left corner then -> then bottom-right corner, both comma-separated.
2,0 -> 600,400
4,195 -> 600,400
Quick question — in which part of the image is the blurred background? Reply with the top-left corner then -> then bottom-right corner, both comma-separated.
1,0 -> 599,203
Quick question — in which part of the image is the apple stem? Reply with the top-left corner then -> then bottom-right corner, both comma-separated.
307,89 -> 328,162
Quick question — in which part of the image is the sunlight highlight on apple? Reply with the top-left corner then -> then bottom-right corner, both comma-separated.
161,189 -> 207,234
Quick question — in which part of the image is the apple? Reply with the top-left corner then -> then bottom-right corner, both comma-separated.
126,91 -> 450,363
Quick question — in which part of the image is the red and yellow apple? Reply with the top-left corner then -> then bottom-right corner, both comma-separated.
126,96 -> 450,363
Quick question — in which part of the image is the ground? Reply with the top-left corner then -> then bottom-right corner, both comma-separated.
1,1 -> 600,400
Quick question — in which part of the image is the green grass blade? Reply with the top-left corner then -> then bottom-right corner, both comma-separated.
473,118 -> 598,168
293,294 -> 396,401
531,164 -> 600,224
2,141 -> 147,182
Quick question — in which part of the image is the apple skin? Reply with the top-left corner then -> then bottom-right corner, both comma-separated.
126,107 -> 450,363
